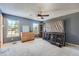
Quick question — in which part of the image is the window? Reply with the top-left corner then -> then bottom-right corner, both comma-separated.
22,25 -> 30,32
33,23 -> 39,34
7,19 -> 19,37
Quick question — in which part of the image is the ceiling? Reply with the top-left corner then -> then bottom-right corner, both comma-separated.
0,3 -> 79,21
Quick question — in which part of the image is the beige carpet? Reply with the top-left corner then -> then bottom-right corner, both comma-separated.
0,38 -> 79,56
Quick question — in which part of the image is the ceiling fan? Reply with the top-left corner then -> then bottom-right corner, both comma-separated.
37,11 -> 49,19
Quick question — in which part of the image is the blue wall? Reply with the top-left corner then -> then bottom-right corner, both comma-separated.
44,12 -> 79,45
63,12 -> 79,45
3,14 -> 40,43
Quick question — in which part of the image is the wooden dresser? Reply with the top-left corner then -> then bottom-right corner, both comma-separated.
21,32 -> 35,42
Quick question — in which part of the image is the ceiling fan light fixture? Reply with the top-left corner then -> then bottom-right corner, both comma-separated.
37,12 -> 49,19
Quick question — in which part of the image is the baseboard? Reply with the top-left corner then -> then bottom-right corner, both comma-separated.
66,42 -> 79,46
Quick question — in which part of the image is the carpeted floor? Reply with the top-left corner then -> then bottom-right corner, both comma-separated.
0,38 -> 79,56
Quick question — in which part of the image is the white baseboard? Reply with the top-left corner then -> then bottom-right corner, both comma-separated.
66,42 -> 79,46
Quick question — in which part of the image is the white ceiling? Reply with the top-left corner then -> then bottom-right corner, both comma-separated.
0,3 -> 79,21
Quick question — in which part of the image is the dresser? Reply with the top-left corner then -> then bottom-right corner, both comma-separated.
21,32 -> 35,42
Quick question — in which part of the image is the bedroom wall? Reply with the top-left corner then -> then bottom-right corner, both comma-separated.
44,12 -> 79,45
63,12 -> 79,45
3,14 -> 40,43
43,19 -> 64,32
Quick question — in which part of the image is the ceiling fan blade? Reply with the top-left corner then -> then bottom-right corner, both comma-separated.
37,14 -> 42,16
42,15 -> 49,16
37,14 -> 49,16
37,14 -> 49,19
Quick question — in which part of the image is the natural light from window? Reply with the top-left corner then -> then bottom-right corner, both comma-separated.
7,19 -> 19,37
